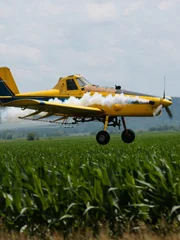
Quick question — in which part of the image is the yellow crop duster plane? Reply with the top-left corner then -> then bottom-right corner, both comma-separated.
0,67 -> 172,145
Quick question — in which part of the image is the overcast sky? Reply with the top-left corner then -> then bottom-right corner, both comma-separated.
0,0 -> 180,97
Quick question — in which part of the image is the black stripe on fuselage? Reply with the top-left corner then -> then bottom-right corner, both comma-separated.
0,96 -> 67,105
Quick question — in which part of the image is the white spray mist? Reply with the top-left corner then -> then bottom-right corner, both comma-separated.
0,108 -> 34,123
0,92 -> 149,123
49,92 -> 149,106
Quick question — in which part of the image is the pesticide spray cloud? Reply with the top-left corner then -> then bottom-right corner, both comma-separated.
0,108 -> 34,124
0,92 -> 149,124
49,92 -> 149,106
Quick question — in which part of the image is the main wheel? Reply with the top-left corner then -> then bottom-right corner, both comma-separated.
96,130 -> 110,145
121,129 -> 135,144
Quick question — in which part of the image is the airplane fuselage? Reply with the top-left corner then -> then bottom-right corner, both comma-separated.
3,89 -> 170,117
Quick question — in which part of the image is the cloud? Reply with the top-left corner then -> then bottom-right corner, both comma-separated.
26,2 -> 64,17
86,2 -> 118,22
158,1 -> 173,10
0,3 -> 13,18
0,43 -> 42,63
158,0 -> 180,10
0,0 -> 179,97
0,25 -> 5,32
123,1 -> 144,16
158,40 -> 177,55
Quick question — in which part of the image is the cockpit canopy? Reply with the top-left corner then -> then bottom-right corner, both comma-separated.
54,74 -> 121,95
53,75 -> 91,95
76,77 -> 90,88
66,76 -> 90,90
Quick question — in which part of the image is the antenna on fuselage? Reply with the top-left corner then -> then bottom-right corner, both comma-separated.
115,85 -> 121,90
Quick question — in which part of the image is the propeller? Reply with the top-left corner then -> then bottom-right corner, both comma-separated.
153,76 -> 172,118
153,104 -> 163,116
165,106 -> 173,118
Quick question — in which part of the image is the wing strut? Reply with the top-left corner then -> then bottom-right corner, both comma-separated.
18,110 -> 42,119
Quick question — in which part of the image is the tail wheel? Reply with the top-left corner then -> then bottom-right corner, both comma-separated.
121,129 -> 135,144
96,130 -> 110,145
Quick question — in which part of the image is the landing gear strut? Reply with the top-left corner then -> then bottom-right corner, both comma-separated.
96,115 -> 110,145
121,117 -> 135,144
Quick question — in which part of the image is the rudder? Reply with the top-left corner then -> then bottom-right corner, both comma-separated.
0,67 -> 19,95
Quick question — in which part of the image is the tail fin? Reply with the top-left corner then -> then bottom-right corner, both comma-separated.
0,67 -> 19,95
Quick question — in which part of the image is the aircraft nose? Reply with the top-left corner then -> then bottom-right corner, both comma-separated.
162,98 -> 172,107
154,96 -> 173,118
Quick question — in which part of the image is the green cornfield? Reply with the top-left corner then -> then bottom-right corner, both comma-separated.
0,132 -> 180,239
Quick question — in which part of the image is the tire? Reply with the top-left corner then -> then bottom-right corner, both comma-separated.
96,131 -> 110,145
121,129 -> 135,144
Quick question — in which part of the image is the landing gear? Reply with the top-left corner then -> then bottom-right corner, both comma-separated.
96,130 -> 110,145
121,117 -> 135,144
95,115 -> 135,145
121,129 -> 135,143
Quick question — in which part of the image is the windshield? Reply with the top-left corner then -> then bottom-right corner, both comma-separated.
76,77 -> 91,87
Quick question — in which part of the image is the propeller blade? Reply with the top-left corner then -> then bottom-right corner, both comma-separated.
163,76 -> 166,99
165,106 -> 173,118
153,104 -> 163,116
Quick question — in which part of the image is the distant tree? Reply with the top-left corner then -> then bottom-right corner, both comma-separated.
148,127 -> 156,132
90,131 -> 97,136
6,133 -> 12,140
148,125 -> 180,132
27,132 -> 35,141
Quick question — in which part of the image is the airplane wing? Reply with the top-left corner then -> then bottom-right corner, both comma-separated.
4,99 -> 104,117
